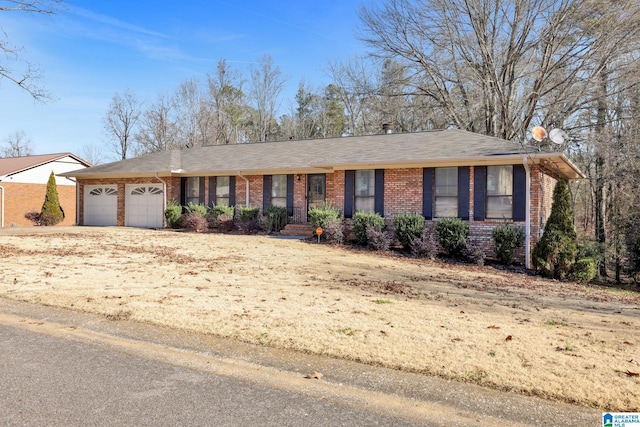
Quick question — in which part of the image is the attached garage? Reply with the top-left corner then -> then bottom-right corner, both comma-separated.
84,185 -> 118,226
125,184 -> 164,228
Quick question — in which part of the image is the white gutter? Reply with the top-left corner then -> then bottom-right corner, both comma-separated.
237,171 -> 250,207
523,156 -> 531,269
154,173 -> 168,228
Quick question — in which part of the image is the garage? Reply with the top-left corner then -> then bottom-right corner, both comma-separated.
125,184 -> 164,228
84,185 -> 118,226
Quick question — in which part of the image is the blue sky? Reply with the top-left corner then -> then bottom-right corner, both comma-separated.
0,0 -> 374,159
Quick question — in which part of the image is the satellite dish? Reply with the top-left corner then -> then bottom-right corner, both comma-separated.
548,128 -> 568,145
531,126 -> 547,142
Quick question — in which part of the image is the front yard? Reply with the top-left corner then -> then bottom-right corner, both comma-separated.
0,226 -> 638,411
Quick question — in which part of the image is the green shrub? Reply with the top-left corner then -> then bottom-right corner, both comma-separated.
573,257 -> 597,284
435,217 -> 469,257
40,171 -> 64,226
353,211 -> 385,246
533,179 -> 577,279
308,202 -> 341,231
209,204 -> 235,219
185,202 -> 208,217
165,200 -> 183,228
263,205 -> 288,233
393,213 -> 425,251
237,206 -> 260,221
492,224 -> 525,265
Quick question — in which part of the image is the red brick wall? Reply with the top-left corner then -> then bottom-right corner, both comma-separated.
0,182 -> 77,227
384,168 -> 423,216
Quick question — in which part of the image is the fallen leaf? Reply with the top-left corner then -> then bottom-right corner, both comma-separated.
505,335 -> 513,341
625,371 -> 639,377
623,341 -> 634,346
304,371 -> 324,379
487,325 -> 500,329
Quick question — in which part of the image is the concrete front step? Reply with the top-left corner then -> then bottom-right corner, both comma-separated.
280,224 -> 314,236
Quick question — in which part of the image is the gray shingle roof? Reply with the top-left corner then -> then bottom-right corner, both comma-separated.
61,129 -> 583,179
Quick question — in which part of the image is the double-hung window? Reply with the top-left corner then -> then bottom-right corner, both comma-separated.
215,176 -> 230,206
185,177 -> 200,205
354,170 -> 375,213
435,167 -> 458,217
486,165 -> 513,219
271,174 -> 287,208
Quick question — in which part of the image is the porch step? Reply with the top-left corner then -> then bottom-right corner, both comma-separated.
280,223 -> 314,236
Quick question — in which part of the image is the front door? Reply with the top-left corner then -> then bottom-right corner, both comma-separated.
307,174 -> 326,212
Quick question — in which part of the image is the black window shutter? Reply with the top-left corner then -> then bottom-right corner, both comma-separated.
474,166 -> 486,221
263,175 -> 272,211
513,164 -> 526,221
422,168 -> 434,219
180,177 -> 186,207
458,167 -> 470,220
375,169 -> 384,216
286,174 -> 294,216
198,177 -> 205,205
208,177 -> 216,207
344,170 -> 355,218
229,176 -> 236,207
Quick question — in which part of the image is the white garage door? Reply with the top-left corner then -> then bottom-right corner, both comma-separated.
125,184 -> 164,228
84,185 -> 118,226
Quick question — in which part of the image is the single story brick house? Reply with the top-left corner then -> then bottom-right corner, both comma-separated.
0,153 -> 90,227
60,129 -> 583,267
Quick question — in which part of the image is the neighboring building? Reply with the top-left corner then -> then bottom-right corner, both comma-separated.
60,129 -> 584,267
0,153 -> 91,227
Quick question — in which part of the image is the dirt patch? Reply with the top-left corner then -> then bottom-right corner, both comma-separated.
0,226 -> 638,411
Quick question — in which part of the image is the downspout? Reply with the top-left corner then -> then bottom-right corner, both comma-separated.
523,156 -> 531,269
154,173 -> 168,228
64,177 -> 78,225
237,171 -> 250,207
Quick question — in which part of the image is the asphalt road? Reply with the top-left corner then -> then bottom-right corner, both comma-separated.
0,299 -> 600,426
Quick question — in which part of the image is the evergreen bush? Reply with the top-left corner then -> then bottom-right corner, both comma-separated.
185,202 -> 208,216
353,211 -> 385,246
209,204 -> 235,219
39,171 -> 64,226
393,213 -> 425,251
237,206 -> 260,221
165,199 -> 183,228
435,217 -> 469,257
492,224 -> 525,265
308,202 -> 341,231
532,179 -> 578,279
573,257 -> 597,284
263,205 -> 287,233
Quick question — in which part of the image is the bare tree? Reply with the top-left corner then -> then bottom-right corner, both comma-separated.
134,93 -> 178,155
248,55 -> 286,142
0,0 -> 62,101
103,88 -> 140,160
358,0 -> 640,143
207,59 -> 247,144
1,130 -> 34,157
77,144 -> 104,165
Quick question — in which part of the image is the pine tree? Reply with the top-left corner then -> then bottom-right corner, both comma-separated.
40,171 -> 64,226
532,179 -> 577,279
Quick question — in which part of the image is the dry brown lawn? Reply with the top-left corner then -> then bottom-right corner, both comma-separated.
0,226 -> 638,411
